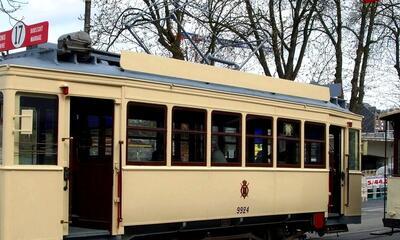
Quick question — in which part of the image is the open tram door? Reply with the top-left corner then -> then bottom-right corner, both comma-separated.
329,126 -> 343,217
343,127 -> 362,222
66,97 -> 115,236
327,125 -> 361,231
380,111 -> 400,229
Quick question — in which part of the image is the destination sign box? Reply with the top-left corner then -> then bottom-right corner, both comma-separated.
0,21 -> 49,52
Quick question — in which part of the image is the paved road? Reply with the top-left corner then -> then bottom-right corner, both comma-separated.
307,200 -> 399,240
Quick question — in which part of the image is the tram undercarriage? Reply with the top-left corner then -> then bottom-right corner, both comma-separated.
63,212 -> 357,240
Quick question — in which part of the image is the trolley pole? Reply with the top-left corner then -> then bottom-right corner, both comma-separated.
84,0 -> 92,34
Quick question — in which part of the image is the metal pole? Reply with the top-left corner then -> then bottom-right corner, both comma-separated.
170,14 -> 211,65
207,55 -> 240,69
384,120 -> 388,219
238,37 -> 269,70
84,0 -> 92,34
126,27 -> 152,54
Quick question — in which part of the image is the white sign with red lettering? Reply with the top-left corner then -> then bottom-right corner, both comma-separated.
366,176 -> 387,189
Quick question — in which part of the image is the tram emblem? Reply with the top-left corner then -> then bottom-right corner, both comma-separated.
240,180 -> 249,199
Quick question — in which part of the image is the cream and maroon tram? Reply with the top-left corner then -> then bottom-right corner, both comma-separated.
0,34 -> 362,240
380,111 -> 400,230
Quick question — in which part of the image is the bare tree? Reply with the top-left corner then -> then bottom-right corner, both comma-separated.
92,0 -> 187,59
91,0 -> 246,64
268,0 -> 318,80
224,0 -> 318,79
141,0 -> 186,59
378,0 -> 400,80
91,0 -> 319,77
0,0 -> 25,21
188,0 -> 242,64
315,1 -> 381,113
89,0 -> 398,115
316,0 -> 344,94
347,2 -> 379,113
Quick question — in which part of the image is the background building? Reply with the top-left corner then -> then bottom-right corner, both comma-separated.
361,104 -> 394,173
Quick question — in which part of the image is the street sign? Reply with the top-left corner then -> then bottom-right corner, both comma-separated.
0,21 -> 49,52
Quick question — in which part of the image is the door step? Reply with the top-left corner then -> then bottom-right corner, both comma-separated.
202,233 -> 264,240
325,224 -> 348,234
64,227 -> 112,240
328,213 -> 340,218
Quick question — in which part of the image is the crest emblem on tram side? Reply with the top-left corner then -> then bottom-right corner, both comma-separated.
240,180 -> 249,199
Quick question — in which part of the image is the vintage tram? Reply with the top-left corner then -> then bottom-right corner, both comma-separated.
0,33 -> 362,240
380,111 -> 400,230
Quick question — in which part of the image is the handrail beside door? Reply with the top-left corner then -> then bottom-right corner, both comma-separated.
117,140 -> 123,226
345,154 -> 350,207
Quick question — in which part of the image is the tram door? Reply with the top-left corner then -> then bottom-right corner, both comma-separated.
69,97 -> 114,230
329,126 -> 343,216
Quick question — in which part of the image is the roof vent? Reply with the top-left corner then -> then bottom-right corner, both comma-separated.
57,31 -> 92,62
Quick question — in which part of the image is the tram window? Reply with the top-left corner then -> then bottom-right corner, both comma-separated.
246,115 -> 272,167
304,122 -> 325,168
349,129 -> 360,170
126,103 -> 166,165
277,119 -> 300,167
172,107 -> 206,165
211,112 -> 241,166
0,93 -> 3,165
15,94 -> 58,165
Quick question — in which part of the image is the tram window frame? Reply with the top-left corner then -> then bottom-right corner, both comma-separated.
211,111 -> 242,166
277,118 -> 301,168
246,115 -> 273,167
348,129 -> 360,171
126,102 -> 167,166
304,122 -> 326,168
15,93 -> 59,165
172,107 -> 207,166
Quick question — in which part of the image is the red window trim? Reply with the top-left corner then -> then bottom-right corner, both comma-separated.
211,111 -> 242,167
171,106 -> 207,166
304,122 -> 326,169
277,118 -> 301,168
245,114 -> 273,167
126,102 -> 167,166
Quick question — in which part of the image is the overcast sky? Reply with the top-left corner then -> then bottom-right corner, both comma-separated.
0,0 -> 83,42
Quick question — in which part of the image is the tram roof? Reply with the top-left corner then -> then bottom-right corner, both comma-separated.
120,51 -> 329,101
0,43 -> 354,115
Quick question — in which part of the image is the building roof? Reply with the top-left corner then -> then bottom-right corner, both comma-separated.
380,109 -> 400,121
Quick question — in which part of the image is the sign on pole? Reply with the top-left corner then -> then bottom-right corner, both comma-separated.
0,21 -> 49,52
363,0 -> 380,3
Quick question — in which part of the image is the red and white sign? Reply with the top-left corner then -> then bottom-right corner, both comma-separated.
0,21 -> 49,52
363,0 -> 380,3
366,176 -> 387,189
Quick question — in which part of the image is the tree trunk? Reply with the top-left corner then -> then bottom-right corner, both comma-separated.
244,0 -> 272,76
334,0 -> 343,97
349,4 -> 369,113
269,0 -> 285,78
356,5 -> 377,109
396,32 -> 400,80
316,0 -> 344,97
